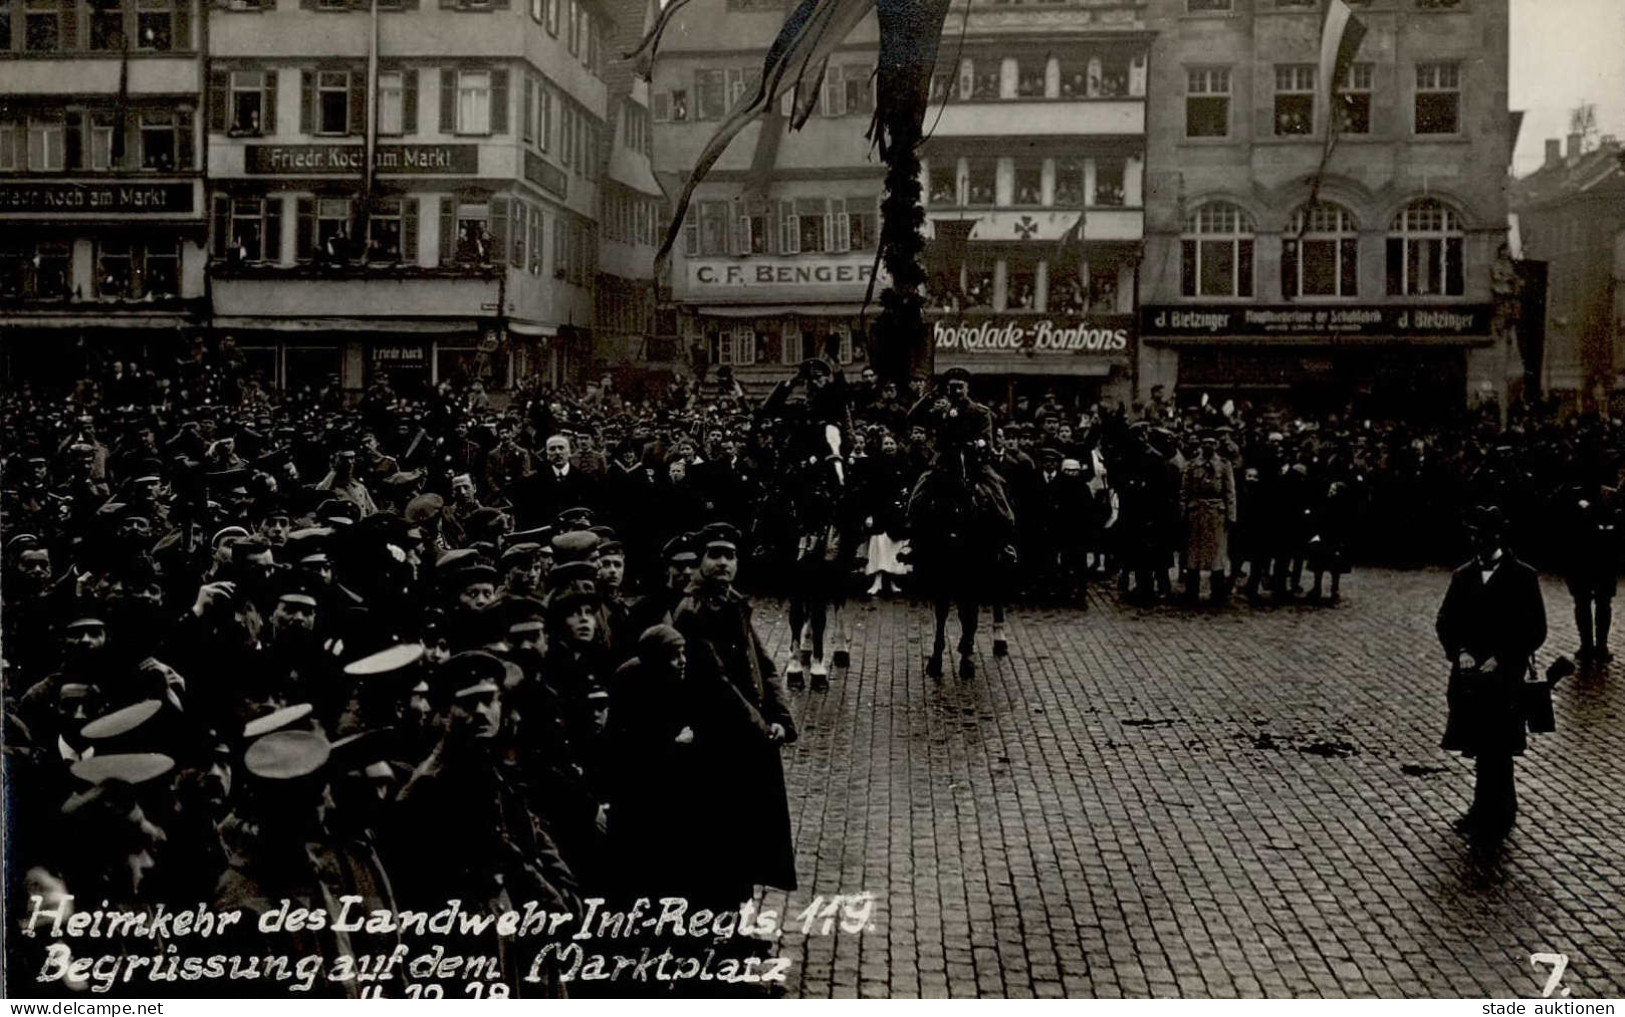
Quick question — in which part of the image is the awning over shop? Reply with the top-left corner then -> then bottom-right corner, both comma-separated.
507,321 -> 559,338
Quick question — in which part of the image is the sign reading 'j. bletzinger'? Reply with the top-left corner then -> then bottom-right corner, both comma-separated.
244,144 -> 479,175
932,315 -> 1134,356
1139,304 -> 1494,337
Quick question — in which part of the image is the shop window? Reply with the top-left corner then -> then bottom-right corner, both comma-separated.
135,0 -> 175,50
89,0 -> 123,51
1338,63 -> 1373,134
966,158 -> 996,205
1180,201 -> 1254,298
1016,58 -> 1045,98
1282,202 -> 1359,298
1006,259 -> 1038,310
25,0 -> 60,52
28,116 -> 66,171
1093,157 -> 1125,206
1415,61 -> 1460,134
1388,199 -> 1464,296
1186,67 -> 1230,138
1274,64 -> 1315,136
1012,162 -> 1042,207
928,162 -> 958,206
318,70 -> 351,135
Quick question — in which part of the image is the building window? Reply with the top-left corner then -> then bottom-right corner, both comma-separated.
966,158 -> 995,205
96,238 -> 180,298
1188,0 -> 1230,9
1274,64 -> 1315,136
314,197 -> 353,260
318,70 -> 351,135
1094,157 -> 1126,206
139,110 -> 188,170
1007,256 -> 1038,311
1415,61 -> 1460,134
1055,158 -> 1083,205
25,0 -> 60,52
89,0 -> 123,51
694,69 -> 726,121
377,70 -> 404,135
1388,198 -> 1464,296
1338,63 -> 1373,134
928,161 -> 957,205
135,0 -> 175,50
843,65 -> 874,115
1180,201 -> 1254,298
0,0 -> 12,50
1186,67 -> 1230,138
27,116 -> 65,171
967,59 -> 1000,101
797,198 -> 830,252
225,196 -> 277,263
32,240 -> 72,298
1016,58 -> 1045,98
565,0 -> 578,53
369,197 -> 403,261
87,113 -> 116,168
231,71 -> 272,135
456,70 -> 492,134
0,121 -> 20,171
545,0 -> 557,35
847,196 -> 877,251
1282,202 -> 1359,298
1012,161 -> 1042,207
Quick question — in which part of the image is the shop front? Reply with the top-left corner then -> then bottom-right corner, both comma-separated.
1139,303 -> 1498,420
931,311 -> 1136,410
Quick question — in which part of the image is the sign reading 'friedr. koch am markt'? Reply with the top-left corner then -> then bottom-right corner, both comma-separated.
1139,304 -> 1494,338
245,144 -> 479,175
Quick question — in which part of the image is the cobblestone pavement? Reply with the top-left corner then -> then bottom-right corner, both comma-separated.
749,568 -> 1625,999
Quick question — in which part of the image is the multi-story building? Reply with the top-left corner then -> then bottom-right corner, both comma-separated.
205,0 -> 614,395
1,0 -> 207,383
591,0 -> 662,381
650,0 -> 1148,404
1509,134 -> 1625,411
1138,0 -> 1513,419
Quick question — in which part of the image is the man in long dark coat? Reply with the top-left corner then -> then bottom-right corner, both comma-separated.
671,523 -> 798,907
1435,506 -> 1546,842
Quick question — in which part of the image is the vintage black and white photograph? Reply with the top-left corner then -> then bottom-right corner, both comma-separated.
2,0 -> 1623,1001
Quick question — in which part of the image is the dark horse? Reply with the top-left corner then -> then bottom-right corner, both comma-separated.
907,445 -> 1008,679
775,453 -> 860,688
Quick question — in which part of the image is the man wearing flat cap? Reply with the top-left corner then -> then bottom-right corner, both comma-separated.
1435,505 -> 1547,843
672,522 -> 799,904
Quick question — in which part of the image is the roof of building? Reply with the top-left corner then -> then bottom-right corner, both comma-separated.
1509,140 -> 1625,211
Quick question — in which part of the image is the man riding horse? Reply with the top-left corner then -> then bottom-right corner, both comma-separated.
904,366 -> 1020,678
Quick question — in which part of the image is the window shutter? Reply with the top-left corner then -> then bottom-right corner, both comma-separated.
403,197 -> 419,262
1180,239 -> 1196,297
959,59 -> 973,100
300,70 -> 316,134
401,69 -> 416,134
212,194 -> 229,257
833,212 -> 850,253
174,3 -> 190,49
683,215 -> 698,257
734,215 -> 750,256
439,198 -> 455,264
490,69 -> 508,135
296,197 -> 315,261
489,195 -> 508,264
266,197 -> 283,262
263,70 -> 278,134
782,215 -> 800,254
177,109 -> 195,168
208,70 -> 229,132
440,69 -> 456,133
348,71 -> 366,135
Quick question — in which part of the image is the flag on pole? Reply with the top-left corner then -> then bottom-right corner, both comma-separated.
1317,0 -> 1367,139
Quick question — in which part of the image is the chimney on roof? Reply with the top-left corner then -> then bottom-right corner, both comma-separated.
1545,139 -> 1562,168
1567,132 -> 1584,161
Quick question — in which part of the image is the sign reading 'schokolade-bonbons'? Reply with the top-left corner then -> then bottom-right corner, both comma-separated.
1140,304 -> 1494,337
245,144 -> 478,175
932,315 -> 1134,356
0,182 -> 194,215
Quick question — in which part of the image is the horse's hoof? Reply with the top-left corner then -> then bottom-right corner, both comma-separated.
958,655 -> 976,679
993,638 -> 1009,658
926,655 -> 944,679
832,649 -> 850,668
810,671 -> 830,691
786,667 -> 805,690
